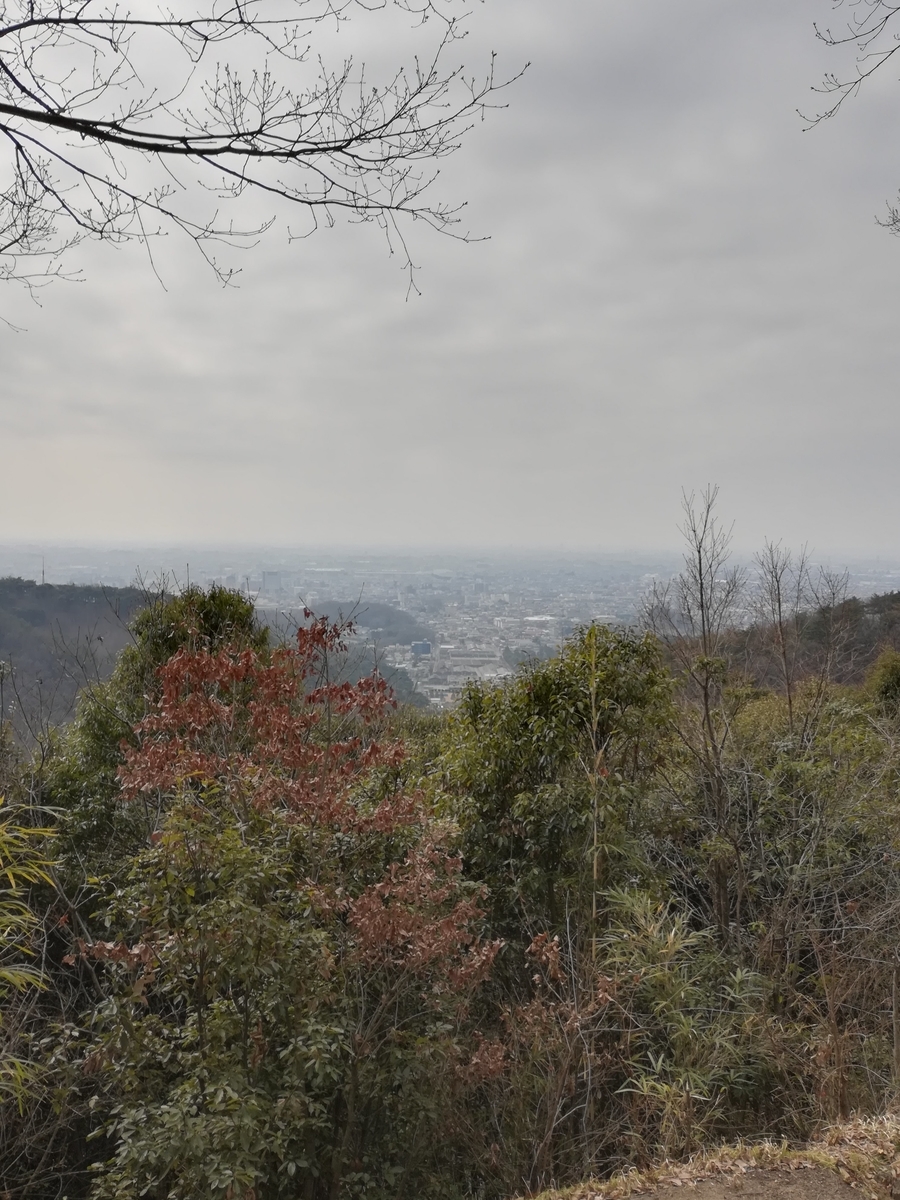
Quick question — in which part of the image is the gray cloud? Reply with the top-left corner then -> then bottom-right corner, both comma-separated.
2,0 -> 899,556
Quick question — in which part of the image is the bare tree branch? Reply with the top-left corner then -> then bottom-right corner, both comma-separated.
0,0 -> 523,287
803,2 -> 900,234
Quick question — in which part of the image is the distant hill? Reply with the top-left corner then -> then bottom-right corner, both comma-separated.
256,600 -> 433,708
0,577 -> 150,733
311,600 -> 435,647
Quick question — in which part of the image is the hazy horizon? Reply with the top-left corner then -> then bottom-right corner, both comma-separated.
1,540 -> 898,595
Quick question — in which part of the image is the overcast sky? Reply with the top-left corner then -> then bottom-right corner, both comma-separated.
2,0 -> 900,557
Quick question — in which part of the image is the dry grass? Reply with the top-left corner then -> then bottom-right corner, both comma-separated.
532,1115 -> 900,1200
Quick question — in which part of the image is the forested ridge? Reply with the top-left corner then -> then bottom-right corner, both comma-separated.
0,578 -> 149,732
5,509 -> 900,1198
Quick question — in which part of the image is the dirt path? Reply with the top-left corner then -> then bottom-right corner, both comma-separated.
650,1167 -> 865,1200
553,1117 -> 900,1200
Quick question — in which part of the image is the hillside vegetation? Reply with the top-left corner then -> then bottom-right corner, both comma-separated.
4,505 -> 900,1198
0,577 -> 148,732
311,598 -> 435,647
0,581 -> 431,735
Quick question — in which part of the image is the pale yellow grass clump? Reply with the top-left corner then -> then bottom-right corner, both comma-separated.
534,1115 -> 900,1200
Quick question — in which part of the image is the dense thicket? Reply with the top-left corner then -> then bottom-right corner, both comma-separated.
5,524 -> 900,1198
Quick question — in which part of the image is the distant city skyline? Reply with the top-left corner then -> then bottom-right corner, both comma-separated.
3,540 -> 900,711
1,541 -> 898,604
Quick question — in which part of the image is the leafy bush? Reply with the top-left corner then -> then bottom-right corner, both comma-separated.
77,615 -> 497,1200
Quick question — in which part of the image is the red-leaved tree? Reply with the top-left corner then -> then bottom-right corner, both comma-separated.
77,615 -> 499,1200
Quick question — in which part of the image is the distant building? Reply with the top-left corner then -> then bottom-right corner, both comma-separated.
411,640 -> 432,656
